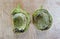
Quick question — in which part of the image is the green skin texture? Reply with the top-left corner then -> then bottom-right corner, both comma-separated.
12,5 -> 30,33
32,9 -> 53,31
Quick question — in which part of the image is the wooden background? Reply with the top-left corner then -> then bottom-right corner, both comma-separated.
0,0 -> 60,39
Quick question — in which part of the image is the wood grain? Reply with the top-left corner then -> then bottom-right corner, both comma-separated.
1,0 -> 60,39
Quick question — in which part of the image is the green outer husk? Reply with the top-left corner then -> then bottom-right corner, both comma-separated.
32,8 -> 53,31
12,5 -> 30,33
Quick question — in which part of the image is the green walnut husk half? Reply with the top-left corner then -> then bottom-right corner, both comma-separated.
32,8 -> 53,31
12,5 -> 30,33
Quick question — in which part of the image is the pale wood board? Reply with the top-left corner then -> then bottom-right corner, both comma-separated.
0,0 -> 60,39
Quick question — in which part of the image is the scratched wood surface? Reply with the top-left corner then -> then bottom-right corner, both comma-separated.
0,0 -> 60,39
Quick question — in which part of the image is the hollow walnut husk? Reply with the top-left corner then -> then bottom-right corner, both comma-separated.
12,5 -> 30,33
32,8 -> 53,31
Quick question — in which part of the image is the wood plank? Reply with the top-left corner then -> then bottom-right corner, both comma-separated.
1,0 -> 60,39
